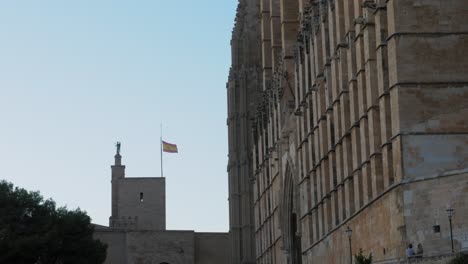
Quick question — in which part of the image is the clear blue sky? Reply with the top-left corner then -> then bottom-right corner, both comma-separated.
0,0 -> 237,232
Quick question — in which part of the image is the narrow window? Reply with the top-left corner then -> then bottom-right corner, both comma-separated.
140,192 -> 144,202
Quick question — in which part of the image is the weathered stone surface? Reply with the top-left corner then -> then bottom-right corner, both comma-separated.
227,0 -> 468,263
403,171 -> 468,256
126,230 -> 195,264
115,177 -> 165,230
227,0 -> 263,263
194,233 -> 230,264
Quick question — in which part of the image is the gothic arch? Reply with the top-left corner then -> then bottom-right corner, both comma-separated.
280,157 -> 302,264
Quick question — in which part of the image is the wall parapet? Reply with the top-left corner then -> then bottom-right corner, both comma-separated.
373,253 -> 456,264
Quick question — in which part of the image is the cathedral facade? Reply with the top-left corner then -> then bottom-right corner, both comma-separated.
227,0 -> 468,263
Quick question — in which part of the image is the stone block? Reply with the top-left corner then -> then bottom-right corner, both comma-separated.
335,143 -> 344,183
262,41 -> 272,68
368,107 -> 382,155
337,55 -> 349,95
351,125 -> 362,169
344,175 -> 355,217
328,150 -> 337,187
301,214 -> 313,250
299,178 -> 311,217
370,153 -> 384,197
388,35 -> 468,86
356,34 -> 366,72
349,80 -> 360,124
323,198 -> 333,233
382,143 -> 394,188
376,44 -> 389,96
403,172 -> 468,256
346,31 -> 357,82
353,170 -> 364,210
333,102 -> 342,143
358,73 -> 368,117
195,233 -> 229,264
402,134 -> 468,179
339,91 -> 351,131
342,135 -> 353,178
337,184 -> 346,222
392,85 -> 468,134
362,162 -> 373,204
330,190 -> 338,228
343,0 -> 355,33
116,177 -> 165,231
379,94 -> 392,142
359,117 -> 370,162
365,61 -> 379,109
387,0 -> 468,34
321,158 -> 331,194
126,230 -> 195,264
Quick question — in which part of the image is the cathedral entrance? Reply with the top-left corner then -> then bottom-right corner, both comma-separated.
282,163 -> 302,264
290,213 -> 302,264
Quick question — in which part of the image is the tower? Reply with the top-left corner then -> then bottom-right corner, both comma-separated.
109,142 -> 166,230
96,143 -> 230,264
110,142 -> 125,225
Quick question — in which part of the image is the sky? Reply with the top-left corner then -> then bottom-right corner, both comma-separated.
0,0 -> 237,232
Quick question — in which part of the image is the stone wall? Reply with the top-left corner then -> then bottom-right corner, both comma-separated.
373,254 -> 456,264
94,228 -> 126,264
95,229 -> 230,264
227,0 -> 468,263
115,177 -> 166,231
227,0 -> 263,263
194,233 -> 230,264
403,171 -> 468,257
125,230 -> 195,264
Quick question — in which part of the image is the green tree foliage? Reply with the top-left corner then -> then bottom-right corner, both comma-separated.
0,180 -> 107,264
354,248 -> 373,264
448,253 -> 468,264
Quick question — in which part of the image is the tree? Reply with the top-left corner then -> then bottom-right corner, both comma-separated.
0,180 -> 107,264
354,248 -> 373,264
449,253 -> 468,264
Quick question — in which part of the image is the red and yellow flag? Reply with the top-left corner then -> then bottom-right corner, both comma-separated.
162,141 -> 178,153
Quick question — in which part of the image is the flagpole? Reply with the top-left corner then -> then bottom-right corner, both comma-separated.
160,123 -> 163,178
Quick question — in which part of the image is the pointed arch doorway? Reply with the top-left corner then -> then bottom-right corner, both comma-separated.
281,162 -> 302,264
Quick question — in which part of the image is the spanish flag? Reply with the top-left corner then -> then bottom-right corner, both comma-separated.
162,141 -> 178,153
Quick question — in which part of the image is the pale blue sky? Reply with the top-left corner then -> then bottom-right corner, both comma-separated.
0,1 -> 237,232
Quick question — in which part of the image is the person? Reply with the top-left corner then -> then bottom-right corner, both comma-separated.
406,244 -> 415,258
416,243 -> 423,257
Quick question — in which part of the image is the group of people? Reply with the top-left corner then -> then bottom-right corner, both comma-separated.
406,243 -> 424,258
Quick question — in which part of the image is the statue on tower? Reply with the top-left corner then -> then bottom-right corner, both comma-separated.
116,141 -> 121,155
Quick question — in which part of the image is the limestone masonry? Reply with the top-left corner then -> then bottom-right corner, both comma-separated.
94,149 -> 229,264
227,0 -> 468,263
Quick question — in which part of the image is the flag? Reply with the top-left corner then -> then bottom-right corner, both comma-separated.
162,141 -> 178,153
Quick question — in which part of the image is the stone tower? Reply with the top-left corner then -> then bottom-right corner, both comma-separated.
95,145 -> 230,264
109,144 -> 166,230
